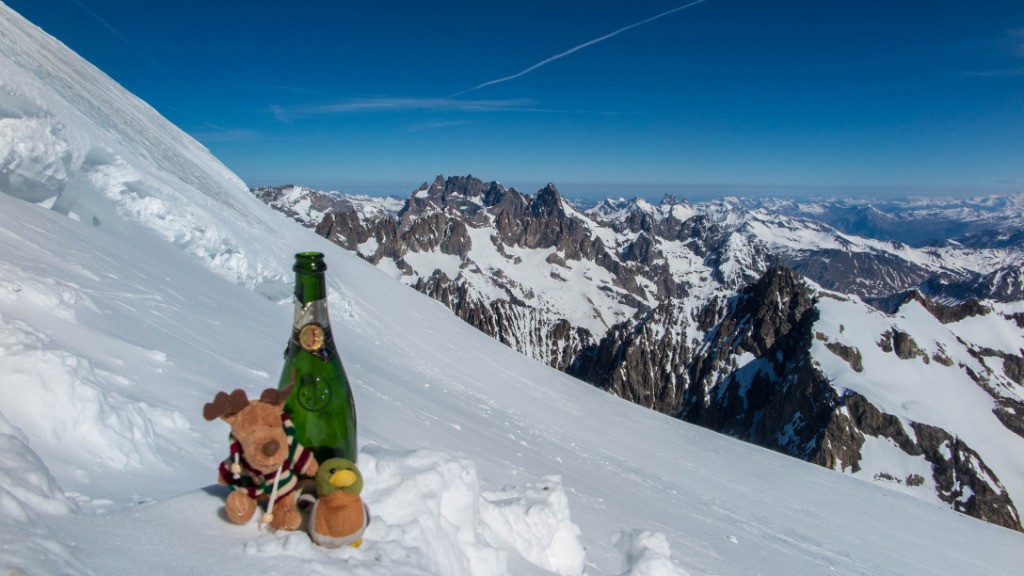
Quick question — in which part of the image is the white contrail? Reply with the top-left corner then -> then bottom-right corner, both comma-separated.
71,0 -> 166,71
449,0 -> 709,97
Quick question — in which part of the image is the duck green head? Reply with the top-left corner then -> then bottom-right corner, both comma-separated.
316,457 -> 363,496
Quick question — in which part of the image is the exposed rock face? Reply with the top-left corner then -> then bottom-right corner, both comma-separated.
1004,354 -> 1024,386
877,328 -> 928,362
312,176 -> 617,370
911,422 -> 1021,531
252,185 -> 341,225
317,210 -> 376,253
569,301 -> 690,415
870,290 -> 993,323
574,266 -> 1023,531
822,393 -> 1023,531
1010,313 -> 1024,330
819,393 -> 913,472
779,249 -> 934,302
577,267 -> 839,461
413,268 -> 595,372
893,330 -> 926,361
923,266 -> 1024,304
994,399 -> 1024,440
492,183 -> 607,263
822,339 -> 864,372
683,267 -> 833,460
922,297 -> 992,324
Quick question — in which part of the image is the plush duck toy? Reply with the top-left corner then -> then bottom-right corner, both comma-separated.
308,457 -> 369,548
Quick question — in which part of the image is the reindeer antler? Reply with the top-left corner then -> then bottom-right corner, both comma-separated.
203,389 -> 251,421
259,384 -> 294,407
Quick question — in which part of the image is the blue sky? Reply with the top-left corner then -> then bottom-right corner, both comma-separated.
8,0 -> 1024,199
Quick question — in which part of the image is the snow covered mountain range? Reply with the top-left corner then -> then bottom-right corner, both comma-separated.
254,177 -> 1024,531
1,2 -> 1023,574
748,193 -> 1024,247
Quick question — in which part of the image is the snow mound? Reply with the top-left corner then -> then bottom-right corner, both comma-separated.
224,446 -> 589,576
480,476 -> 585,575
0,314 -> 187,478
357,446 -> 506,575
0,106 -> 71,204
0,413 -> 74,521
612,530 -> 691,576
0,412 -> 82,575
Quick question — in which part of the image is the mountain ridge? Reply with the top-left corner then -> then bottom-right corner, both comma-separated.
254,176 -> 1024,530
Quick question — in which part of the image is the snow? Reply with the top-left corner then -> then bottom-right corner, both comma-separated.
403,249 -> 464,281
948,311 -> 1024,356
0,2 -> 1023,575
437,222 -> 632,343
743,212 -> 961,272
358,235 -> 380,258
847,435 -> 936,498
611,530 -> 691,576
479,475 -> 585,575
811,295 -> 1024,513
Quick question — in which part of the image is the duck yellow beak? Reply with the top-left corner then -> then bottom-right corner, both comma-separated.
330,469 -> 357,488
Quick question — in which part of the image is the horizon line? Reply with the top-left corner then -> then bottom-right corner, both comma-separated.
243,177 -> 1023,201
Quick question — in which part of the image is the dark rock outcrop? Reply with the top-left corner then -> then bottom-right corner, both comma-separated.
570,301 -> 690,415
823,339 -> 864,372
911,423 -> 1022,530
877,328 -> 928,362
683,267 -> 837,459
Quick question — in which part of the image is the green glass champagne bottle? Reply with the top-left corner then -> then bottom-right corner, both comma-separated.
278,252 -> 357,464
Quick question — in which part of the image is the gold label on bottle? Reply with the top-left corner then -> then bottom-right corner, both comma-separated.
299,324 -> 326,352
291,297 -> 335,361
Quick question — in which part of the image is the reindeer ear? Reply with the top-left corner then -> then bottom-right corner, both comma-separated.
259,385 -> 293,407
203,389 -> 250,422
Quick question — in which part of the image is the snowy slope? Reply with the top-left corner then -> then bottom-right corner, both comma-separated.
1,3 -> 1023,575
4,194 -> 1024,576
811,293 -> 1024,509
0,2 -> 294,296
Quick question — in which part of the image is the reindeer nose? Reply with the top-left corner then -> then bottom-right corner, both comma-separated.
262,440 -> 280,457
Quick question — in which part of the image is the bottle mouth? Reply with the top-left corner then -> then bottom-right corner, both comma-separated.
294,252 -> 327,272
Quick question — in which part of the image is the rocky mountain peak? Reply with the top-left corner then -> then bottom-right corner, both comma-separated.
441,174 -> 486,198
484,183 -> 527,216
732,265 -> 817,356
428,174 -> 446,195
530,183 -> 564,219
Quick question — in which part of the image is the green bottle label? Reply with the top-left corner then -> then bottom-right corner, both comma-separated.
296,374 -> 333,412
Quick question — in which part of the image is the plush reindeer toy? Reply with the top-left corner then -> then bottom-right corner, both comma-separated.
203,385 -> 319,531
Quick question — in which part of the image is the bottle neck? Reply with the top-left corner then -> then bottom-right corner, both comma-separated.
292,294 -> 330,331
293,252 -> 328,305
